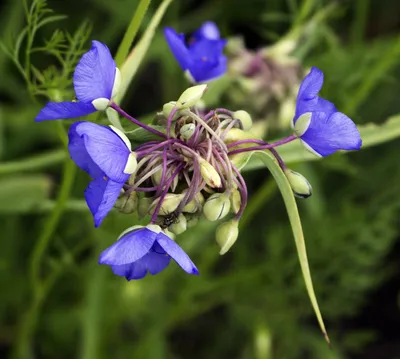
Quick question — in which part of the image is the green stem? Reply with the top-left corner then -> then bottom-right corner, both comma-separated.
114,0 -> 152,67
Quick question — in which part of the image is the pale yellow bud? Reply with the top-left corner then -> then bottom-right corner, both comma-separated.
149,193 -> 183,216
215,220 -> 239,255
233,110 -> 253,131
182,192 -> 205,213
180,123 -> 196,140
163,101 -> 177,119
137,196 -> 152,218
203,193 -> 231,221
169,214 -> 187,235
230,189 -> 241,214
284,169 -> 312,198
176,84 -> 208,109
199,158 -> 222,188
114,190 -> 138,214
186,213 -> 199,228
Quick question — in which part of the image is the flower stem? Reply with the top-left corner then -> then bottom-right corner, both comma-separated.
228,135 -> 296,155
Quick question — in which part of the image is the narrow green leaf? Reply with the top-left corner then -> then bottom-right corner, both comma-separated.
243,114 -> 400,171
253,150 -> 329,344
126,125 -> 166,142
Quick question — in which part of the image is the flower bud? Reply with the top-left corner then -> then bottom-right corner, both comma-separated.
230,189 -> 241,214
180,123 -> 196,140
223,128 -> 255,144
199,158 -> 222,188
151,169 -> 178,191
162,228 -> 176,240
182,192 -> 205,213
176,84 -> 208,109
233,110 -> 253,131
203,193 -> 231,221
293,112 -> 311,136
149,193 -> 183,216
169,213 -> 187,235
215,220 -> 239,255
137,196 -> 152,218
284,169 -> 312,198
186,213 -> 199,228
163,101 -> 177,119
114,190 -> 138,214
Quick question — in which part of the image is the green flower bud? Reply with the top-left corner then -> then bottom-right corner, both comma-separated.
284,169 -> 312,198
114,190 -> 138,214
149,193 -> 183,216
203,193 -> 231,221
215,220 -> 239,255
176,84 -> 208,109
199,158 -> 222,188
182,192 -> 205,213
151,169 -> 178,191
230,189 -> 241,214
180,123 -> 196,140
293,112 -> 311,137
223,128 -> 257,144
137,196 -> 152,218
169,213 -> 187,235
186,213 -> 199,228
163,101 -> 177,119
233,110 -> 253,131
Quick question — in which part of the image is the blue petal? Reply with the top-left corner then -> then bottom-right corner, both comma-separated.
164,27 -> 190,70
143,250 -> 171,275
99,228 -> 158,265
111,262 -> 147,280
68,122 -> 103,178
34,101 -> 96,121
189,54 -> 227,83
156,232 -> 199,275
300,111 -> 362,157
73,40 -> 117,103
74,122 -> 131,183
85,177 -> 124,227
193,21 -> 220,41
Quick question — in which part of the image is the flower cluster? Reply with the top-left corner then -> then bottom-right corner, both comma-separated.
35,22 -> 362,281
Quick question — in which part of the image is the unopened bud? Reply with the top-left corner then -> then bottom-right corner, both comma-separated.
284,169 -> 312,198
199,158 -> 222,188
223,128 -> 255,144
176,84 -> 208,109
186,213 -> 199,228
180,123 -> 196,140
149,193 -> 183,216
151,169 -> 178,191
169,213 -> 187,235
215,220 -> 239,255
182,192 -> 205,213
114,190 -> 138,214
163,101 -> 178,119
138,196 -> 152,218
230,189 -> 241,214
203,193 -> 231,221
233,110 -> 253,131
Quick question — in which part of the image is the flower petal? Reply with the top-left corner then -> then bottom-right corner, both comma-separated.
85,177 -> 124,227
74,122 -> 131,183
300,111 -> 362,157
164,27 -> 190,70
73,40 -> 117,103
68,122 -> 103,178
156,233 -> 199,275
193,21 -> 220,41
111,262 -> 147,280
189,54 -> 227,83
144,251 -> 171,275
99,228 -> 158,265
34,101 -> 95,121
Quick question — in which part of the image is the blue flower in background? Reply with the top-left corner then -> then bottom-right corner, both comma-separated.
164,22 -> 227,83
68,121 -> 137,227
99,225 -> 199,280
293,67 -> 362,157
35,41 -> 121,121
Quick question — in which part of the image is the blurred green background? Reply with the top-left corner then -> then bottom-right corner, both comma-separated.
1,0 -> 400,358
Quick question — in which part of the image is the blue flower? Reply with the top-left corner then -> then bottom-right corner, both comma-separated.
99,225 -> 199,280
68,121 -> 137,227
164,22 -> 227,83
293,67 -> 362,157
35,41 -> 121,121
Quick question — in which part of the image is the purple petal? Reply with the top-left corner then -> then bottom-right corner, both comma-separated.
300,111 -> 362,157
189,54 -> 227,83
156,233 -> 199,275
35,101 -> 95,121
85,177 -> 124,227
144,251 -> 171,275
111,262 -> 147,280
68,122 -> 103,178
73,40 -> 117,103
74,122 -> 130,183
99,228 -> 158,265
193,21 -> 220,41
164,27 -> 190,70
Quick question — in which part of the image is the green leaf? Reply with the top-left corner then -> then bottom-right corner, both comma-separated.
126,125 -> 166,142
0,175 -> 51,213
252,150 -> 329,344
243,114 -> 400,171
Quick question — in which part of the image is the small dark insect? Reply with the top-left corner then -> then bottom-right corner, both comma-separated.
161,211 -> 180,229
